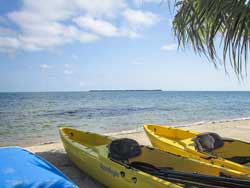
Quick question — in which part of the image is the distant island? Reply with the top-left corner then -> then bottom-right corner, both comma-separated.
88,90 -> 163,92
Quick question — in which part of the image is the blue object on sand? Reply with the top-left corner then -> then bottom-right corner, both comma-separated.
0,147 -> 77,188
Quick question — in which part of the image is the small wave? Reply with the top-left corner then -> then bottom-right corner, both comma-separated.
229,116 -> 250,121
106,127 -> 144,136
106,116 -> 250,136
181,116 -> 250,127
39,107 -> 175,119
40,141 -> 56,145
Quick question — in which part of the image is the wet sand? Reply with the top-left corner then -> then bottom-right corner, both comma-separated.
25,119 -> 250,188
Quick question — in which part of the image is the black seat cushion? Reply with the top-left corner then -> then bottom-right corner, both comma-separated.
193,132 -> 224,153
108,138 -> 141,161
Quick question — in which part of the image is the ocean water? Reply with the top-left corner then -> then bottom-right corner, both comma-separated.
1,91 -> 250,146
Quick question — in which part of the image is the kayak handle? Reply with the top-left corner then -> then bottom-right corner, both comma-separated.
120,171 -> 137,184
132,177 -> 137,183
120,171 -> 125,177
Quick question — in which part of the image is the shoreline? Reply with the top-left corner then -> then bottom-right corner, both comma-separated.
17,117 -> 250,147
23,119 -> 250,187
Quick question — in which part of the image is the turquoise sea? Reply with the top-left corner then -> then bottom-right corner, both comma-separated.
1,91 -> 250,146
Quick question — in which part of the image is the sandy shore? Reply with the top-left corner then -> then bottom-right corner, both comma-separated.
25,119 -> 250,188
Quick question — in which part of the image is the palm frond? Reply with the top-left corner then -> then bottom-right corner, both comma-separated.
172,0 -> 250,78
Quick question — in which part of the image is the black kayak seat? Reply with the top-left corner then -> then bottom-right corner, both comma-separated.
193,132 -> 224,153
108,138 -> 141,161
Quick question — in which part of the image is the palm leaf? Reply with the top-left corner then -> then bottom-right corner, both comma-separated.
172,0 -> 250,78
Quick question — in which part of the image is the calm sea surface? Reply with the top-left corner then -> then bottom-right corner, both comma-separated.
1,91 -> 250,146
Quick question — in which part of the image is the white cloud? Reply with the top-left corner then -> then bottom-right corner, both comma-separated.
74,16 -> 144,38
74,16 -> 119,37
64,64 -> 73,75
0,0 -> 160,53
40,64 -> 51,69
2,26 -> 98,53
0,37 -> 20,49
132,60 -> 144,65
64,69 -> 73,75
77,32 -> 99,43
122,9 -> 160,28
72,0 -> 126,18
144,0 -> 163,2
119,26 -> 141,38
6,14 -> 99,51
161,43 -> 178,51
2,0 -> 123,52
133,0 -> 163,6
11,0 -> 126,21
133,0 -> 174,7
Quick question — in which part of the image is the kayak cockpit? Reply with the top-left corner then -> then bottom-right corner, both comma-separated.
145,124 -> 197,141
108,138 -> 250,188
145,124 -> 250,166
60,127 -> 112,148
106,138 -> 241,178
213,140 -> 250,165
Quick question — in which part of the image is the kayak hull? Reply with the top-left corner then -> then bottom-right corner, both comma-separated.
144,124 -> 250,176
59,127 -> 182,188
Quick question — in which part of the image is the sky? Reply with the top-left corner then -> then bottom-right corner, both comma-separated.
0,0 -> 249,92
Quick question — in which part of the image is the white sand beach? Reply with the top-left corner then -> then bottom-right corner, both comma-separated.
25,119 -> 250,188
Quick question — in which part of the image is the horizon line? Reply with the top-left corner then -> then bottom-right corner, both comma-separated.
0,90 -> 250,93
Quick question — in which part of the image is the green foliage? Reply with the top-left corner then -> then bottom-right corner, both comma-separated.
172,0 -> 250,77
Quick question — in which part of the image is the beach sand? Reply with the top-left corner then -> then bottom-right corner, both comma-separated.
25,119 -> 250,188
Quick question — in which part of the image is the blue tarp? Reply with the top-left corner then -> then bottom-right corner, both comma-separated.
0,147 -> 77,188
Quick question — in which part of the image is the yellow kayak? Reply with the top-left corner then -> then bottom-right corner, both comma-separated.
144,124 -> 250,175
60,127 -> 250,188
